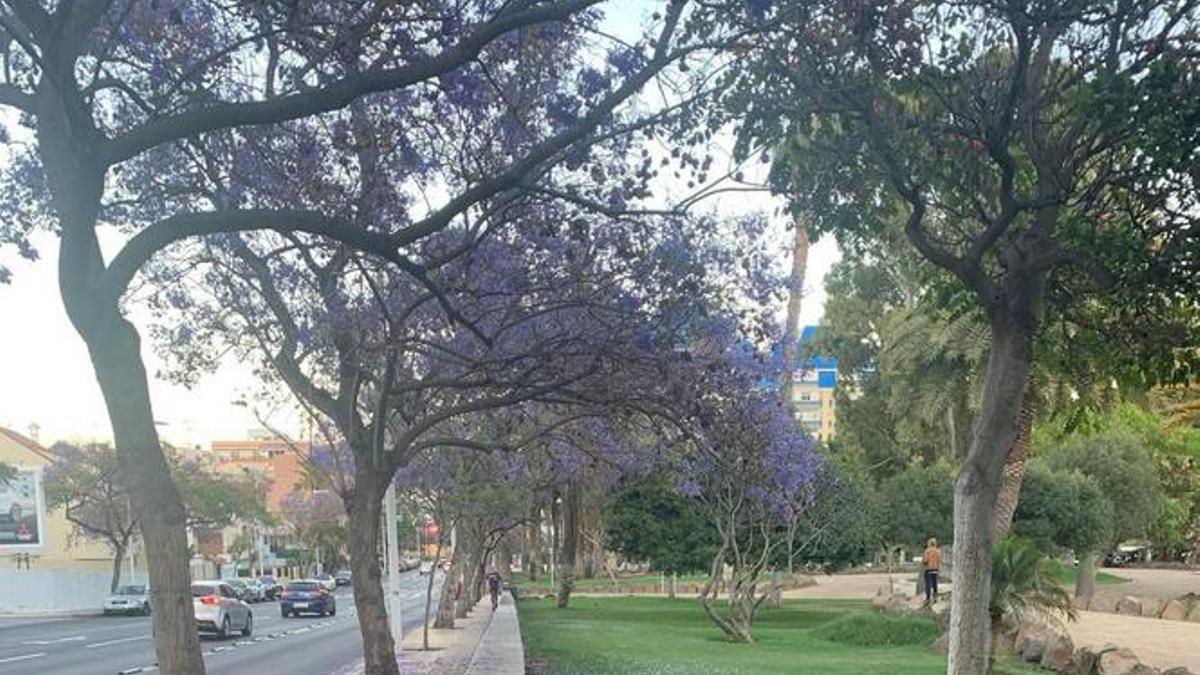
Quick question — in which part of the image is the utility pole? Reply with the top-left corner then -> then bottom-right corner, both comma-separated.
384,482 -> 403,651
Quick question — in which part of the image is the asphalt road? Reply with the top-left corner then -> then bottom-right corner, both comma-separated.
0,571 -> 440,675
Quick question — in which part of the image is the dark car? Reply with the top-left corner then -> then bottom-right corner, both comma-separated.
224,578 -> 254,602
280,580 -> 337,618
257,575 -> 282,600
334,570 -> 352,587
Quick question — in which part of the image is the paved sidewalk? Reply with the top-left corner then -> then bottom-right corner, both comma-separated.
465,594 -> 524,675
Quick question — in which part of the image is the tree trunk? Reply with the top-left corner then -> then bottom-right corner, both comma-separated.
780,212 -> 811,409
990,380 -> 1038,542
947,323 -> 1034,675
767,569 -> 782,609
699,541 -> 753,643
423,537 -> 443,650
455,527 -> 476,619
1074,551 -> 1098,601
946,405 -> 959,460
87,317 -> 206,675
556,484 -> 579,609
526,510 -> 541,582
347,477 -> 399,675
433,555 -> 458,629
110,543 -> 127,593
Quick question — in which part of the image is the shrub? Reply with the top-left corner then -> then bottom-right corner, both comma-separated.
813,612 -> 942,647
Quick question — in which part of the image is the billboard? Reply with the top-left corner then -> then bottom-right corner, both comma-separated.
0,468 -> 44,549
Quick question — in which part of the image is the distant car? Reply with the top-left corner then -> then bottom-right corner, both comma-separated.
280,580 -> 337,618
257,575 -> 282,600
334,570 -> 352,587
224,578 -> 256,603
244,578 -> 268,602
401,556 -> 420,571
315,573 -> 337,591
103,584 -> 151,616
418,560 -> 434,575
191,581 -> 253,639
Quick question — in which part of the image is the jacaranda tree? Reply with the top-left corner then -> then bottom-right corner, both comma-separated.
0,2 -> 745,671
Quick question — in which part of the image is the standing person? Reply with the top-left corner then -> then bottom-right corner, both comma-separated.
922,537 -> 942,605
486,570 -> 503,610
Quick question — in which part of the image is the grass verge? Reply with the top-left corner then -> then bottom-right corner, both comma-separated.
520,596 -> 1041,674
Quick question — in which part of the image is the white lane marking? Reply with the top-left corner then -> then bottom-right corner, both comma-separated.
0,652 -> 47,664
23,635 -> 86,645
87,635 -> 150,649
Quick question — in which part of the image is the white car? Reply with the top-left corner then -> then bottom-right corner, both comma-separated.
103,584 -> 151,616
191,581 -> 253,639
315,573 -> 337,591
418,560 -> 434,575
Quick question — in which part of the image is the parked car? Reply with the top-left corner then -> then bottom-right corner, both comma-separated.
315,573 -> 337,591
334,570 -> 352,587
418,560 -> 434,575
244,578 -> 268,602
191,581 -> 253,639
280,580 -> 337,618
223,578 -> 255,603
103,584 -> 151,616
257,575 -> 282,600
400,556 -> 420,571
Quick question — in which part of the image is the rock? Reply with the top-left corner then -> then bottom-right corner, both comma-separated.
1160,599 -> 1188,621
1020,633 -> 1048,663
869,590 -> 908,615
1162,668 -> 1198,675
1140,597 -> 1164,619
1016,623 -> 1049,662
1039,631 -> 1075,673
1187,603 -> 1200,623
1075,643 -> 1121,675
1116,596 -> 1143,616
1090,595 -> 1118,613
1098,647 -> 1158,675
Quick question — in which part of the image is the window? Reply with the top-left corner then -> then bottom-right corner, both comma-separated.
191,584 -> 220,597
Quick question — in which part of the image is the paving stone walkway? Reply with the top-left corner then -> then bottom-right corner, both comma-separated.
464,594 -> 524,675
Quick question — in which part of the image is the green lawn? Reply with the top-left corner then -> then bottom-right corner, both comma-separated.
520,596 -> 1041,675
1045,560 -> 1129,587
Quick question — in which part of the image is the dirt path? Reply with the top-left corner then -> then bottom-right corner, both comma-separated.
785,571 -> 1200,672
1069,611 -> 1200,672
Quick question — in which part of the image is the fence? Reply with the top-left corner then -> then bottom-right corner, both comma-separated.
0,568 -> 115,614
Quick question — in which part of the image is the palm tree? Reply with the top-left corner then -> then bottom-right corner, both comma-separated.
988,537 -> 1076,664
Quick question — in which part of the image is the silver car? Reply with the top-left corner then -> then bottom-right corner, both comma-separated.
191,581 -> 253,639
103,584 -> 150,616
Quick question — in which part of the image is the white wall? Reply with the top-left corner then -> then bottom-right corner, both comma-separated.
0,569 -> 113,614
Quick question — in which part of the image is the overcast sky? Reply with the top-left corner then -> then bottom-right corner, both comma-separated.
0,3 -> 840,449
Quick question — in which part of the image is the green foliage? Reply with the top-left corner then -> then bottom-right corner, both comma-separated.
1012,461 -> 1113,556
604,476 -> 717,574
879,463 -> 955,550
789,459 -> 884,569
990,538 -> 1076,630
171,453 -> 270,528
813,612 -> 941,648
1042,430 -> 1162,546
